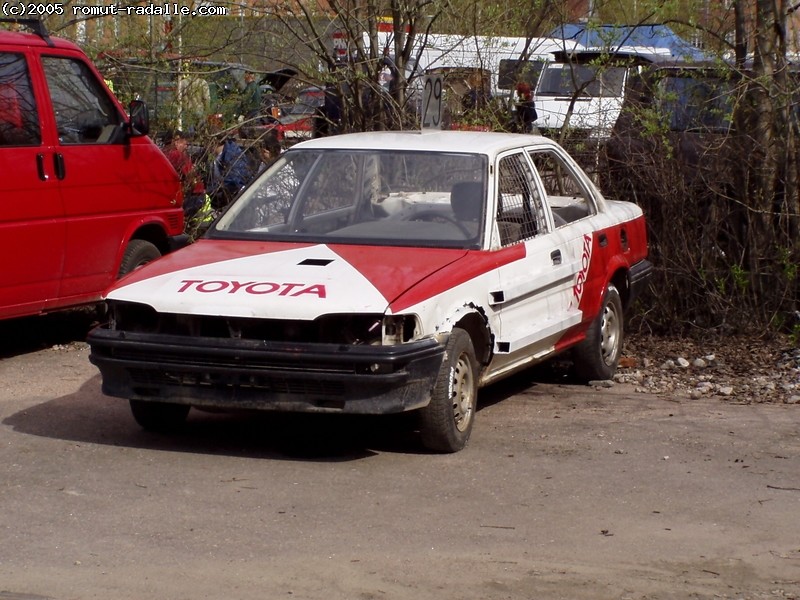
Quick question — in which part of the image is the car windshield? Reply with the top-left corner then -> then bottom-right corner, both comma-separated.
212,148 -> 488,248
537,64 -> 626,98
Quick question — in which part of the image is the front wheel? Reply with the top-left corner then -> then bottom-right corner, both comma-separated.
130,400 -> 190,432
419,329 -> 478,453
118,239 -> 161,278
572,283 -> 624,382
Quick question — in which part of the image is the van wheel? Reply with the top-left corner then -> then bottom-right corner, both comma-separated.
118,239 -> 161,277
130,400 -> 190,432
572,283 -> 624,382
418,328 -> 478,453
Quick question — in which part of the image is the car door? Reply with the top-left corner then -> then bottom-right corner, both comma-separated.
0,49 -> 65,318
527,145 -> 605,344
487,150 -> 582,376
38,50 -> 175,305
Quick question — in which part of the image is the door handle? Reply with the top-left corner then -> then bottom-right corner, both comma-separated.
598,233 -> 608,247
36,153 -> 47,181
53,153 -> 66,180
550,249 -> 562,265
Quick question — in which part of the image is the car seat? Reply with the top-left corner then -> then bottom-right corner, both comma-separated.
450,181 -> 483,221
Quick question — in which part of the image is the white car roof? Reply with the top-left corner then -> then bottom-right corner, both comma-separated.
292,130 -> 557,156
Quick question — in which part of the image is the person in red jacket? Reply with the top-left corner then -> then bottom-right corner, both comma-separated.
163,130 -> 207,222
514,83 -> 538,134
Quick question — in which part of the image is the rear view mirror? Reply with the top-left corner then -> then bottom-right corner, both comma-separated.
128,100 -> 150,136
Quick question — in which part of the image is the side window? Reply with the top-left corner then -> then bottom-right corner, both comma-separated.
529,149 -> 596,227
0,53 -> 40,146
41,56 -> 122,145
496,152 -> 547,246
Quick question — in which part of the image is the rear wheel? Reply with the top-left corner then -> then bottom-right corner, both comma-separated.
129,400 -> 190,432
572,283 -> 624,382
419,329 -> 478,453
118,239 -> 161,277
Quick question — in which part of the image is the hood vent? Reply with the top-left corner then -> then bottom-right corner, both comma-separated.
299,258 -> 334,266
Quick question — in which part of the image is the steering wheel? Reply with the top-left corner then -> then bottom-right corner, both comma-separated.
406,210 -> 473,237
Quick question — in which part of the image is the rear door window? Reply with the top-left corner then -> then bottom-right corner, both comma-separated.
529,149 -> 597,226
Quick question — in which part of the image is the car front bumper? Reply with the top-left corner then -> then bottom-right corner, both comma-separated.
88,328 -> 446,414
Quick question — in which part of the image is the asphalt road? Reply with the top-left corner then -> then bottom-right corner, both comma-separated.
0,312 -> 799,600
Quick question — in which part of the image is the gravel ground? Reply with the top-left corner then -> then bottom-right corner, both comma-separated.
616,332 -> 800,405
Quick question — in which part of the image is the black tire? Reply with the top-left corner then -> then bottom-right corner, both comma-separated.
419,328 -> 478,453
129,399 -> 190,432
572,283 -> 624,382
117,239 -> 161,278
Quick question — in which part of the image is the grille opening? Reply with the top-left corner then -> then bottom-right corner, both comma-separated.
112,303 -> 384,345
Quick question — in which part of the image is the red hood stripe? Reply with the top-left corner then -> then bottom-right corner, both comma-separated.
332,244 -> 526,313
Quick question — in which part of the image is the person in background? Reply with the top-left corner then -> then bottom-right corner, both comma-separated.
209,134 -> 255,208
240,71 -> 262,120
255,135 -> 282,174
314,84 -> 343,138
163,129 -> 206,222
514,82 -> 538,134
462,71 -> 490,114
180,73 -> 211,135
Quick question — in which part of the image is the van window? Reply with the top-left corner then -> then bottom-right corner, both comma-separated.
0,53 -> 40,146
498,59 -> 546,91
537,63 -> 626,98
41,56 -> 122,145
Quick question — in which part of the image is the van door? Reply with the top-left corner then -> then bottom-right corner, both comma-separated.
0,50 -> 65,318
38,50 -> 178,307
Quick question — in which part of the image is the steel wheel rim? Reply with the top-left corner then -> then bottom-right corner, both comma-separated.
600,300 -> 621,366
451,354 -> 475,433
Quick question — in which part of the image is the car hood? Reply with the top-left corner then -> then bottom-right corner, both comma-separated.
107,240 -> 470,319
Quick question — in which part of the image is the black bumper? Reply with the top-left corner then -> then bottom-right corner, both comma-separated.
628,259 -> 654,308
88,328 -> 446,414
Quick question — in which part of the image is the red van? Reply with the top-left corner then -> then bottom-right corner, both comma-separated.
0,19 -> 184,320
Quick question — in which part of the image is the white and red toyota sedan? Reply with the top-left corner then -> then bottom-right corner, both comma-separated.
89,131 -> 652,452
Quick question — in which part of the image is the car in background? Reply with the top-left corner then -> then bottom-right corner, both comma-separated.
281,86 -> 325,138
244,86 -> 324,143
88,131 -> 652,453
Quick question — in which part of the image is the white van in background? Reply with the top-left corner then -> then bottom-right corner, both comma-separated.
408,34 -> 571,97
532,49 -> 669,139
532,24 -> 711,139
364,30 -> 581,100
